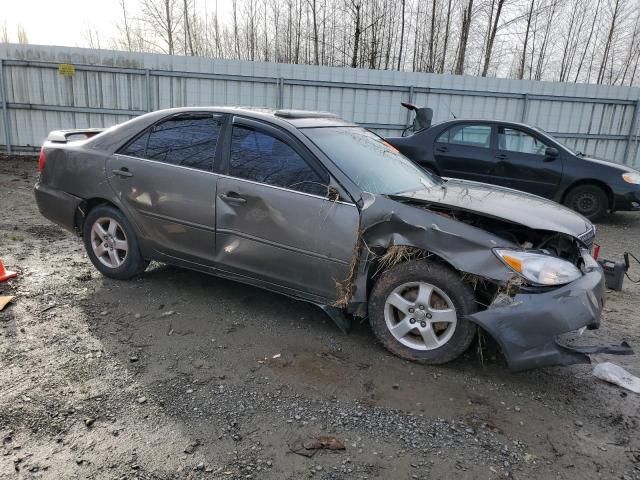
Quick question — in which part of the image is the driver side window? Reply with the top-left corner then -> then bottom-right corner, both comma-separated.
498,127 -> 548,155
229,126 -> 329,197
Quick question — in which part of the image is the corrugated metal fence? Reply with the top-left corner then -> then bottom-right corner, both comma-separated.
1,43 -> 640,167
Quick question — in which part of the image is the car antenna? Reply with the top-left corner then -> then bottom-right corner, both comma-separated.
441,97 -> 457,119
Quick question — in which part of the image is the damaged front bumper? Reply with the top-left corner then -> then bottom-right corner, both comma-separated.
468,266 -> 634,371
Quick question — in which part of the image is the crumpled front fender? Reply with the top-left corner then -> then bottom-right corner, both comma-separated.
468,268 -> 633,371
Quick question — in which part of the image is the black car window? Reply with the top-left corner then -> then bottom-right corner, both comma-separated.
437,124 -> 492,148
498,127 -> 548,155
229,125 -> 329,196
120,115 -> 223,171
121,132 -> 148,158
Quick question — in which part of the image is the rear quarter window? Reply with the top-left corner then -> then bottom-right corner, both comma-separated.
119,114 -> 224,172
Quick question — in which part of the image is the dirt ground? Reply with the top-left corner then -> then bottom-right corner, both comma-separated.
1,157 -> 639,480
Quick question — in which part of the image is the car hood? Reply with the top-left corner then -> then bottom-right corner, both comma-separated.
578,155 -> 639,174
393,178 -> 592,238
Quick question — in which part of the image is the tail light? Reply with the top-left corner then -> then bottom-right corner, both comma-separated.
38,148 -> 47,172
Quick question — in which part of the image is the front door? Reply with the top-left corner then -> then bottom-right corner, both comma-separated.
433,123 -> 498,183
107,112 -> 225,266
495,125 -> 563,197
215,118 -> 359,301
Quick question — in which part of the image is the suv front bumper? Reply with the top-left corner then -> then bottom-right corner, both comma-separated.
468,266 -> 633,371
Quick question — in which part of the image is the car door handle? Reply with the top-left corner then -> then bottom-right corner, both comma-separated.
495,153 -> 508,160
112,167 -> 133,178
436,146 -> 449,153
219,192 -> 247,205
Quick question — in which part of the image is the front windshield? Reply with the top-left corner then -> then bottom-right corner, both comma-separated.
302,126 -> 438,194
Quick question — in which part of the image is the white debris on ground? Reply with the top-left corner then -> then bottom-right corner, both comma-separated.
593,362 -> 640,394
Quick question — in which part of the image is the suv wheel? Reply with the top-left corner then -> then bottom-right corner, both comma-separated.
83,205 -> 148,279
564,184 -> 608,221
368,259 -> 477,364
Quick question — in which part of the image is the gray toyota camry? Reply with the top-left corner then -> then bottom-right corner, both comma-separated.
34,107 -> 632,370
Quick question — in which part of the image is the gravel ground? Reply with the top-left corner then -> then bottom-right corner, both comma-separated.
1,157 -> 639,480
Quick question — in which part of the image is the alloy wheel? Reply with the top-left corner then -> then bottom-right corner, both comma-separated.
90,217 -> 129,268
383,281 -> 457,351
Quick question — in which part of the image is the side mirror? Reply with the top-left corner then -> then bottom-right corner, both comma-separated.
545,147 -> 559,158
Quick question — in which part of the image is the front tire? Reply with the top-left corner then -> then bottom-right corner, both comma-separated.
83,205 -> 148,279
368,259 -> 477,364
563,184 -> 608,221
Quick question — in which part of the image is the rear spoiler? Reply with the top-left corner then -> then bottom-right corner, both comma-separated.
47,128 -> 105,143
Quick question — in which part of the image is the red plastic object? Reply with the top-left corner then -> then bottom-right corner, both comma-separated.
38,148 -> 47,172
592,243 -> 601,260
0,259 -> 17,283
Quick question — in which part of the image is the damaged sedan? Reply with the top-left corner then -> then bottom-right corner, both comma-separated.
34,107 -> 633,370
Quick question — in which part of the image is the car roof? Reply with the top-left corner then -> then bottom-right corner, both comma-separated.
138,106 -> 357,129
430,118 -> 537,130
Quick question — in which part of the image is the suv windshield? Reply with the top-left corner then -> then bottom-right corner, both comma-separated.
302,126 -> 438,194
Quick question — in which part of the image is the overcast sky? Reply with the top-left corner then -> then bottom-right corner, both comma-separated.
1,0 -> 121,47
1,0 -> 230,49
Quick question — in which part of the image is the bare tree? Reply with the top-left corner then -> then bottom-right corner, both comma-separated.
597,0 -> 623,84
397,0 -> 406,70
81,27 -> 102,49
454,0 -> 474,75
481,0 -> 506,76
140,0 -> 182,54
77,0 -> 640,87
0,21 -> 9,43
17,24 -> 29,44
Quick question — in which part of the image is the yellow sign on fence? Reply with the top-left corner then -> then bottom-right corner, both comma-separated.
58,63 -> 76,76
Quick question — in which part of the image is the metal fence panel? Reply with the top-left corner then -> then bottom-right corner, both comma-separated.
1,43 -> 639,167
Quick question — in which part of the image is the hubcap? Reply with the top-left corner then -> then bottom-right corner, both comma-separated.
384,281 -> 457,351
574,192 -> 598,215
90,217 -> 128,268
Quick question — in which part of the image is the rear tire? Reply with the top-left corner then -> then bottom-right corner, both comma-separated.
368,259 -> 477,364
563,184 -> 608,221
83,205 -> 148,280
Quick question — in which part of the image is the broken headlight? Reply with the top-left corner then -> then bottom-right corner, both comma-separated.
494,249 -> 582,286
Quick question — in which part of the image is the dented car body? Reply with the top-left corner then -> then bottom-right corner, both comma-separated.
34,107 -> 633,370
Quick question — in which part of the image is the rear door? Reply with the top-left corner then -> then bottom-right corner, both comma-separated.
432,123 -> 498,182
495,125 -> 563,197
215,117 -> 359,301
107,112 -> 225,266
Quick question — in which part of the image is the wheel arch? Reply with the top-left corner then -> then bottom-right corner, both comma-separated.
74,197 -> 124,234
362,245 -> 495,314
561,179 -> 614,210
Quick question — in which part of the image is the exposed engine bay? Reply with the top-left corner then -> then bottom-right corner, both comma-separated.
418,203 -> 587,270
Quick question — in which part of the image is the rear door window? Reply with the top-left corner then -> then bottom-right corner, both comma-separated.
228,125 -> 329,196
120,114 -> 223,172
437,124 -> 492,148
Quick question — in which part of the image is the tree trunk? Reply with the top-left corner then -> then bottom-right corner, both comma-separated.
597,0 -> 621,84
397,0 -> 406,70
454,0 -> 473,75
517,0 -> 534,80
439,0 -> 452,73
428,0 -> 437,72
350,1 -> 361,68
481,0 -> 505,77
